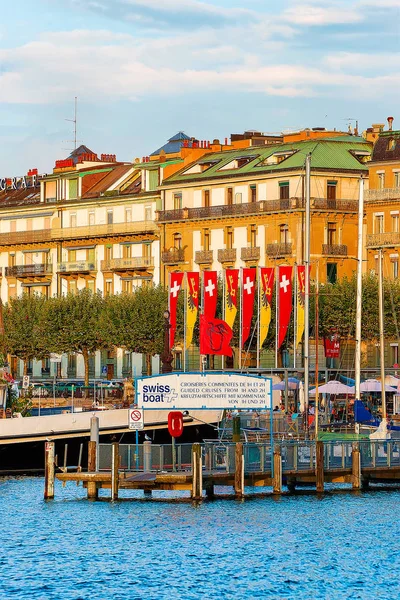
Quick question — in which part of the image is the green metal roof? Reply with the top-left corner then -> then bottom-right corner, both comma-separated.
162,138 -> 372,186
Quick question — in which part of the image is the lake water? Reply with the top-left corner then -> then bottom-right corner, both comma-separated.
1,477 -> 399,600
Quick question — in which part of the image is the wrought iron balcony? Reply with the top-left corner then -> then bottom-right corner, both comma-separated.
101,257 -> 154,271
218,248 -> 236,263
5,263 -> 53,277
266,243 -> 292,257
57,261 -> 96,273
241,247 -> 260,261
322,244 -> 348,256
365,188 -> 400,202
312,198 -> 358,212
157,199 -> 301,222
161,248 -> 185,265
366,232 -> 400,248
194,250 -> 213,265
0,230 -> 53,246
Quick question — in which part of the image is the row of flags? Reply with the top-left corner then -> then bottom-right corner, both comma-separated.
168,266 -> 309,357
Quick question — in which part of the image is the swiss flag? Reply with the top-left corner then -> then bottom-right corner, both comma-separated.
203,271 -> 217,319
278,266 -> 293,348
200,314 -> 233,356
241,268 -> 256,348
169,272 -> 184,348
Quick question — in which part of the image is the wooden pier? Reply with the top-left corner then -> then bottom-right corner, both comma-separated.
45,439 -> 400,501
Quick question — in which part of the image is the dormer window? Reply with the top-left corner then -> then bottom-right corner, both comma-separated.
258,149 -> 297,166
388,138 -> 396,151
182,160 -> 219,175
218,156 -> 254,171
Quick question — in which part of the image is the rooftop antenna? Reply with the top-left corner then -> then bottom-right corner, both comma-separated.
65,97 -> 78,150
343,117 -> 357,135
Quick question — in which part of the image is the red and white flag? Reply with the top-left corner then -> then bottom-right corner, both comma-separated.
200,314 -> 233,357
278,266 -> 293,348
169,272 -> 184,348
203,271 -> 217,319
241,268 -> 257,348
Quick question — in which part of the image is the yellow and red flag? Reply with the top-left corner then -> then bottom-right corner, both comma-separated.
259,267 -> 274,348
296,265 -> 310,347
185,272 -> 199,349
225,269 -> 239,330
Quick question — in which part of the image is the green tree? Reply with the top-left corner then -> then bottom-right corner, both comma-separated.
43,289 -> 105,387
3,293 -> 47,376
102,285 -> 168,376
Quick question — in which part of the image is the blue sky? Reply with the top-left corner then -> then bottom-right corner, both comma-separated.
0,0 -> 399,174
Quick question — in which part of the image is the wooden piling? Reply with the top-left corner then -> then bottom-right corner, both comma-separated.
191,443 -> 203,500
272,446 -> 282,495
352,442 -> 361,490
232,416 -> 241,443
111,442 -> 119,501
316,440 -> 324,493
234,442 -> 244,498
87,440 -> 98,500
44,440 -> 55,500
143,440 -> 152,473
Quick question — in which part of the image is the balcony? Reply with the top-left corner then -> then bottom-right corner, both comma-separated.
365,188 -> 400,203
0,230 -> 53,246
157,199 -> 301,223
57,261 -> 96,276
218,248 -> 236,263
322,244 -> 348,256
52,221 -> 158,241
241,247 -> 260,262
0,221 -> 159,247
366,232 -> 400,248
312,198 -> 358,212
266,243 -> 292,258
161,248 -> 185,265
101,257 -> 154,273
194,250 -> 213,265
5,263 -> 53,279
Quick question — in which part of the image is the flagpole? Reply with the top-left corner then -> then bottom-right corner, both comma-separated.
183,273 -> 187,373
275,265 -> 278,370
222,270 -> 225,371
294,263 -> 297,370
239,267 -> 242,371
200,270 -> 204,372
257,266 -> 260,369
304,152 -> 311,436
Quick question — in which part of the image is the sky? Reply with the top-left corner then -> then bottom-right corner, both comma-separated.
0,0 -> 399,174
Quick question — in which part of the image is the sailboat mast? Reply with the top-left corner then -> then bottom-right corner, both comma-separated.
355,177 -> 364,402
304,154 -> 311,430
378,248 -> 387,419
315,262 -> 319,439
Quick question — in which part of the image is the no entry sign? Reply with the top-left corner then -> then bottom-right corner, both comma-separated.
129,408 -> 144,431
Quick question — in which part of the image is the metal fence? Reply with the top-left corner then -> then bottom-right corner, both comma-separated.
98,440 -> 400,474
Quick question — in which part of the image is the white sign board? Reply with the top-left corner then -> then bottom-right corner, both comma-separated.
136,373 -> 272,410
50,353 -> 62,363
129,408 -> 144,430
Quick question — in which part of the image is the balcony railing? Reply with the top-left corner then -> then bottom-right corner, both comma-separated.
5,263 -> 53,277
241,247 -> 260,261
322,244 -> 348,256
52,221 -> 158,241
194,250 -> 213,265
57,261 -> 96,273
157,196 -> 359,222
218,248 -> 236,263
266,243 -> 292,257
161,248 -> 185,265
365,188 -> 400,202
366,232 -> 400,248
0,222 -> 158,247
313,198 -> 358,212
101,257 -> 154,271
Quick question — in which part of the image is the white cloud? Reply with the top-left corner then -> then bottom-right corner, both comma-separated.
325,51 -> 400,71
1,30 -> 399,106
283,4 -> 362,25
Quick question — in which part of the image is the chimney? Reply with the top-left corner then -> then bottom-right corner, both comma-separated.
388,116 -> 394,131
225,137 -> 228,145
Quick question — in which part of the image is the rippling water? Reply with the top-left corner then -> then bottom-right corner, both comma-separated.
1,478 -> 399,599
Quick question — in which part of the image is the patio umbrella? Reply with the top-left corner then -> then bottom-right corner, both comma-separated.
383,375 -> 400,387
272,377 -> 300,391
309,380 -> 354,396
358,379 -> 398,393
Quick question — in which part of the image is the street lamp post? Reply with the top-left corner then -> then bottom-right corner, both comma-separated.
160,310 -> 174,374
